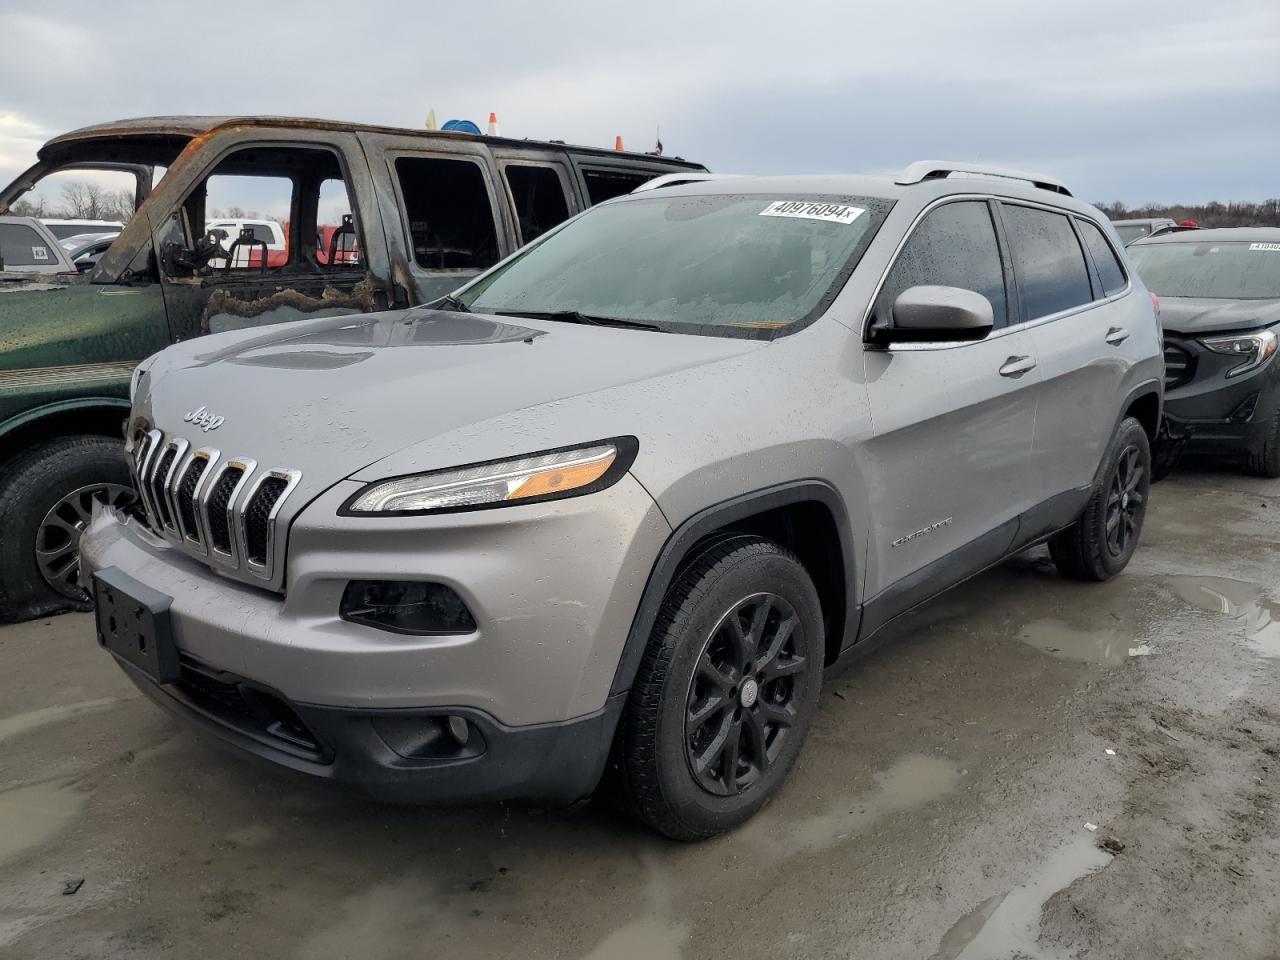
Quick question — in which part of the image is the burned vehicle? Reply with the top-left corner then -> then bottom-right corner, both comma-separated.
0,115 -> 704,621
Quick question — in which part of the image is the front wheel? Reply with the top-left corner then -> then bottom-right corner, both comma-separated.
0,436 -> 134,623
611,536 -> 824,840
1050,417 -> 1151,582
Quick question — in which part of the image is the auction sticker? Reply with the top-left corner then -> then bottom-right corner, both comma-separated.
31,246 -> 49,260
760,201 -> 864,225
1249,243 -> 1280,252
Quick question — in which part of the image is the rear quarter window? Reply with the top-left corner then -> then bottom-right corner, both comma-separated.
581,168 -> 655,204
1077,219 -> 1127,297
0,223 -> 55,267
1001,204 -> 1093,319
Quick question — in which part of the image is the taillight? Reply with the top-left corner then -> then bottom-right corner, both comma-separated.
1150,292 -> 1161,315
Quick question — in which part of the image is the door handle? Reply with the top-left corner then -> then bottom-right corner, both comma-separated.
998,355 -> 1037,378
1105,326 -> 1130,346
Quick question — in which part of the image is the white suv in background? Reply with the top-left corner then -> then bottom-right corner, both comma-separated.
205,218 -> 287,268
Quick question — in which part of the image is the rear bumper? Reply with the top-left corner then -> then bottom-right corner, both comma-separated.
117,655 -> 624,804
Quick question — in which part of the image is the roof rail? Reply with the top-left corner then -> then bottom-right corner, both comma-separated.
895,160 -> 1072,197
632,172 -> 726,193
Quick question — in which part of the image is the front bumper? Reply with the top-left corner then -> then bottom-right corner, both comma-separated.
80,472 -> 670,802
1163,332 -> 1280,451
116,654 -> 626,803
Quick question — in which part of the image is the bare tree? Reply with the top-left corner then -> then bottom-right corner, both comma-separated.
102,188 -> 136,223
60,181 -> 105,219
1095,198 -> 1280,229
8,195 -> 49,218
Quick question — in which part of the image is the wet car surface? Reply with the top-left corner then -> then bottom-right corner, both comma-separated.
2,461 -> 1278,959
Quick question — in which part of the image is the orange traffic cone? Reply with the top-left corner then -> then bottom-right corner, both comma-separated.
614,135 -> 625,151
488,112 -> 500,136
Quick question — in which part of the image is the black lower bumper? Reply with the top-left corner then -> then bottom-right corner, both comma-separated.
1164,364 -> 1280,454
116,656 -> 624,805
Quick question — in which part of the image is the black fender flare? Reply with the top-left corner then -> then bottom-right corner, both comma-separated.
608,479 -> 858,698
1116,378 -> 1163,440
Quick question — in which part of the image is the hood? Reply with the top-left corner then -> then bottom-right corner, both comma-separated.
1159,297 -> 1280,336
138,307 -> 764,491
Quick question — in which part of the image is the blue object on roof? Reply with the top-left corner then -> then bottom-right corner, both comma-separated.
441,119 -> 482,135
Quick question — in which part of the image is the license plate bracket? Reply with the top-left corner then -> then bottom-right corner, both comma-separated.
93,566 -> 179,683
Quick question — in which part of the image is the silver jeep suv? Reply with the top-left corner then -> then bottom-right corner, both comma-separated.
82,161 -> 1163,839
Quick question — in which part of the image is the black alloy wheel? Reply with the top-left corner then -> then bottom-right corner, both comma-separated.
1104,445 -> 1144,558
684,592 -> 805,797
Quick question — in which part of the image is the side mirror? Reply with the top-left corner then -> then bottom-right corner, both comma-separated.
869,285 -> 994,345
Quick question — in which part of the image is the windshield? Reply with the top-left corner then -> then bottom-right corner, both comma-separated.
1128,240 -> 1280,300
460,193 -> 889,336
1113,224 -> 1149,244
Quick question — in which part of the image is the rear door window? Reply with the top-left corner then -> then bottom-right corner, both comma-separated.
1076,219 -> 1127,297
503,164 -> 571,244
394,156 -> 499,271
581,168 -> 655,204
0,223 -> 55,267
1001,204 -> 1093,319
878,200 -> 1009,327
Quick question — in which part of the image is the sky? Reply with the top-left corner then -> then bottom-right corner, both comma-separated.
1,0 -> 1278,207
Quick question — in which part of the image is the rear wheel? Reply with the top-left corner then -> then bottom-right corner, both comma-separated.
1050,417 -> 1150,581
1243,408 -> 1280,478
0,436 -> 134,623
611,536 -> 824,839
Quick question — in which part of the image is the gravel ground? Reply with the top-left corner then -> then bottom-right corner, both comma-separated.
0,459 -> 1277,959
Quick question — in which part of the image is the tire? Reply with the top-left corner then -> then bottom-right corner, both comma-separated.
1050,417 -> 1151,582
1243,408 -> 1280,478
0,435 -> 134,624
611,535 -> 824,840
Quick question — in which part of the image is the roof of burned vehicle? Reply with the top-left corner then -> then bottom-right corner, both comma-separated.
42,115 -> 704,167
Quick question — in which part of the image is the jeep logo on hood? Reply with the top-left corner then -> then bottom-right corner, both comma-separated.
183,405 -> 225,432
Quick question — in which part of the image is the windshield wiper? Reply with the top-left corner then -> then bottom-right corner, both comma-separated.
427,294 -> 471,313
491,309 -> 663,332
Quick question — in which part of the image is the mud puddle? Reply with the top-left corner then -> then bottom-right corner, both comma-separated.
0,779 -> 86,865
0,697 -> 123,743
780,753 -> 962,852
933,834 -> 1112,959
582,917 -> 686,960
1165,575 -> 1280,658
1019,618 -> 1135,666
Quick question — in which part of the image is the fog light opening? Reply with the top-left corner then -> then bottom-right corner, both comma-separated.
340,580 -> 477,636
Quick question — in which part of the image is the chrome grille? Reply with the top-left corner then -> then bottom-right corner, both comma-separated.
174,452 -> 212,544
129,430 -> 300,582
207,465 -> 245,555
149,444 -> 179,529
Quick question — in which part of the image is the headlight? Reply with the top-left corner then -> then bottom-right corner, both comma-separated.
1201,328 -> 1278,379
343,438 -> 637,515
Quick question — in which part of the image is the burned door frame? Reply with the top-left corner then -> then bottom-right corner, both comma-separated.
490,149 -> 581,248
359,131 -> 514,306
148,126 -> 391,342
